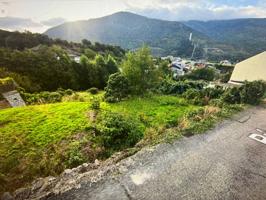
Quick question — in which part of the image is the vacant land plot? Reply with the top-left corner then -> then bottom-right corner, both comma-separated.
0,95 -> 198,193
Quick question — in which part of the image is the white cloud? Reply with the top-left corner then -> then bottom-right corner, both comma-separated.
1,0 -> 266,33
0,17 -> 44,32
41,17 -> 66,27
127,1 -> 266,21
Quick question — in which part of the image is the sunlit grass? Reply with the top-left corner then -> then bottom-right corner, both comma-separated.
0,94 -> 199,193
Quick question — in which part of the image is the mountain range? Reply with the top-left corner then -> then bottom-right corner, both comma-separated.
2,11 -> 266,60
45,12 -> 209,57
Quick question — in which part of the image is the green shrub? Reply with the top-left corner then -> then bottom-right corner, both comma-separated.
96,112 -> 143,150
66,142 -> 85,168
182,86 -> 225,106
202,86 -> 224,99
87,87 -> 99,95
90,97 -> 100,110
220,72 -> 231,83
240,81 -> 266,105
182,88 -> 201,100
105,72 -> 130,102
65,89 -> 74,95
158,79 -> 204,95
46,92 -> 62,103
209,99 -> 225,108
21,91 -> 63,104
222,81 -> 266,105
184,68 -> 216,81
222,87 -> 241,104
56,88 -> 66,96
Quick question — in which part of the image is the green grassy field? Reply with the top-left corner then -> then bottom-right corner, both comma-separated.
0,94 -> 198,193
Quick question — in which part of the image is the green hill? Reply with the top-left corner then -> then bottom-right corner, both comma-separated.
185,18 -> 266,56
45,12 -> 210,57
45,12 -> 266,59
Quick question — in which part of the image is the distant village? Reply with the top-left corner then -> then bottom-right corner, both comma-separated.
161,55 -> 233,79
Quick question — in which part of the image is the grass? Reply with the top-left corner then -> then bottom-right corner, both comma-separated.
0,102 -> 91,192
0,94 -> 242,194
62,91 -> 104,102
105,95 -> 198,128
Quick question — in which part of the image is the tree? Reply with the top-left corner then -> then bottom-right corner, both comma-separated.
185,68 -> 216,81
122,46 -> 158,94
158,60 -> 171,78
81,39 -> 92,47
240,81 -> 266,105
84,48 -> 96,59
106,55 -> 119,75
104,72 -> 130,102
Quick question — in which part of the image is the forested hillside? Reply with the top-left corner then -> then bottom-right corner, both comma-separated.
45,12 -> 210,57
0,30 -> 125,92
185,18 -> 266,55
45,12 -> 266,60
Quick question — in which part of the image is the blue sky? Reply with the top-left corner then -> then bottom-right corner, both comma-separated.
0,0 -> 266,32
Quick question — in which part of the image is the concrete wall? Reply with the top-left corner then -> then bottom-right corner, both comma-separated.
2,90 -> 26,108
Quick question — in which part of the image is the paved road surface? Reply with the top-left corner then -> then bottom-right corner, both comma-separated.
51,106 -> 266,200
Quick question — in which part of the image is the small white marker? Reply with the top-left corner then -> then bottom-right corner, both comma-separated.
249,133 -> 266,144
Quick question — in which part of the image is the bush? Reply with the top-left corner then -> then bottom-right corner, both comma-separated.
46,92 -> 62,103
182,86 -> 224,106
21,91 -> 63,104
158,79 -> 204,95
222,81 -> 266,105
184,68 -> 216,81
87,87 -> 99,95
182,88 -> 201,100
222,87 -> 241,104
202,86 -> 224,99
66,142 -> 85,168
65,89 -> 74,95
90,97 -> 100,110
240,81 -> 266,105
96,112 -> 143,150
220,72 -> 231,83
105,72 -> 130,102
56,88 -> 66,96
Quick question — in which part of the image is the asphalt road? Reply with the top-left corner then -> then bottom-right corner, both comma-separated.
50,106 -> 266,200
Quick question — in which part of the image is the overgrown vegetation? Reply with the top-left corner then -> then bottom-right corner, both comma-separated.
0,77 -> 16,93
222,80 -> 266,105
0,95 -> 197,193
182,68 -> 217,81
1,43 -> 266,196
104,72 -> 130,102
0,34 -> 124,92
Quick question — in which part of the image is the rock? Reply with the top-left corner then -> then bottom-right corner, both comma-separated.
62,169 -> 74,177
82,163 -> 89,168
13,188 -> 30,200
94,159 -> 100,166
78,163 -> 89,173
1,192 -> 14,200
31,178 -> 44,193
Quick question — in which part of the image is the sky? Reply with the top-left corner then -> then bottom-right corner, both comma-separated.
0,0 -> 266,33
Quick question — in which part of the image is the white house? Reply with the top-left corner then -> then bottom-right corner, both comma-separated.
220,60 -> 232,66
170,61 -> 186,78
230,51 -> 266,84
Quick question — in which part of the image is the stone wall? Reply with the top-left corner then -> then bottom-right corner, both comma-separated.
2,90 -> 26,108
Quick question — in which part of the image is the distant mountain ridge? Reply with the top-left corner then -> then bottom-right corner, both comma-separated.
184,18 -> 266,55
44,12 -> 266,59
44,12 -> 211,57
